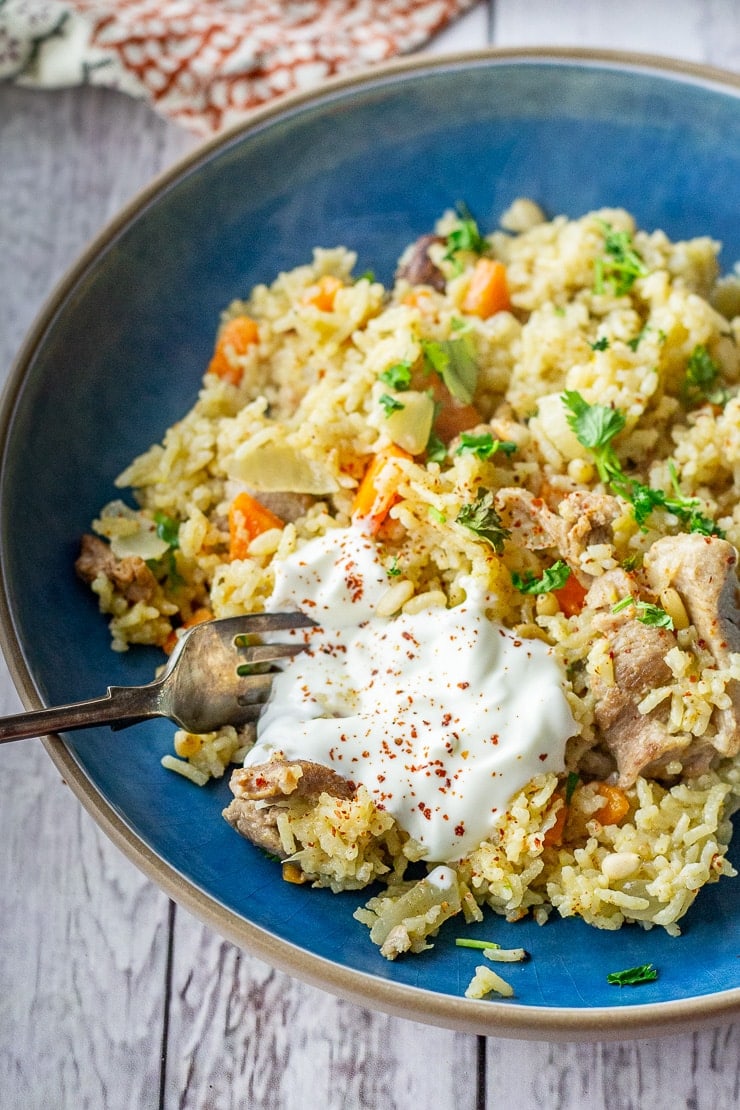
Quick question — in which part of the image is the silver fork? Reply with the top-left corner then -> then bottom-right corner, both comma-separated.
0,612 -> 315,744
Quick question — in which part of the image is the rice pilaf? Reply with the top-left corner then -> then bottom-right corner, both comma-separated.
77,200 -> 740,959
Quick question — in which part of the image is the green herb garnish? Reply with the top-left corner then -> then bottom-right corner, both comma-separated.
379,393 -> 405,416
428,506 -> 447,524
565,772 -> 580,805
455,488 -> 510,553
154,511 -> 180,549
562,390 -> 626,485
454,432 -> 517,460
606,963 -> 658,987
455,938 -> 501,951
386,557 -> 401,578
594,222 -> 648,296
681,343 -> 729,407
511,560 -> 571,595
612,596 -> 674,630
422,335 -> 479,405
561,392 -> 723,537
590,336 -> 610,351
379,361 -> 413,391
443,203 -> 488,268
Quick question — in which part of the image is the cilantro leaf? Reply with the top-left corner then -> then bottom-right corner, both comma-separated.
455,432 -> 517,460
612,596 -> 674,630
594,222 -> 648,296
590,336 -> 610,351
455,488 -> 510,553
379,361 -> 413,391
681,344 -> 729,407
561,390 -> 626,484
379,393 -> 405,416
511,560 -> 571,595
606,964 -> 658,987
422,335 -> 479,405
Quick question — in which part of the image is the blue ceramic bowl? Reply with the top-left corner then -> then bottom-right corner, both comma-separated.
2,49 -> 739,1039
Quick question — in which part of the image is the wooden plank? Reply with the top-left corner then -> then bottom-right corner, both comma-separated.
0,84 -> 191,1110
493,0 -> 740,70
163,907 -> 480,1110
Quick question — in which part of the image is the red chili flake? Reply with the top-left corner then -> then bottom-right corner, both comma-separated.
418,803 -> 432,820
513,639 -> 522,647
538,753 -> 547,761
457,681 -> 470,690
455,823 -> 465,837
490,734 -> 499,745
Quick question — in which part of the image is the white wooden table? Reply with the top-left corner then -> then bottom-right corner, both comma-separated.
1,3 -> 739,1107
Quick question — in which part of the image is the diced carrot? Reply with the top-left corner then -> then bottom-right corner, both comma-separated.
228,492 -> 284,560
462,258 -> 511,318
423,372 -> 481,442
543,794 -> 567,847
163,607 -> 213,655
553,573 -> 587,617
207,316 -> 259,386
301,274 -> 343,311
351,445 -> 411,534
593,784 -> 630,826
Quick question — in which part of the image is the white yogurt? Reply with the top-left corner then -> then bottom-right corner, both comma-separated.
247,527 -> 576,862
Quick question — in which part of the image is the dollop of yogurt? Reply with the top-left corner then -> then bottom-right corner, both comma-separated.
247,527 -> 576,862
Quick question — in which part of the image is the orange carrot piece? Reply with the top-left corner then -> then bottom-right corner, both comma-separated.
553,573 -> 587,617
593,784 -> 630,826
543,794 -> 567,847
462,258 -> 511,318
301,274 -> 343,311
163,607 -> 213,655
207,316 -> 259,386
228,492 -> 284,560
351,445 -> 411,534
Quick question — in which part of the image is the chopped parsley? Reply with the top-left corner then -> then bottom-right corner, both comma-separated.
386,557 -> 401,578
149,512 -> 183,587
594,222 -> 649,296
612,596 -> 674,630
455,488 -> 510,554
443,203 -> 488,268
606,963 -> 658,987
562,390 -> 626,485
378,393 -> 405,416
561,391 -> 723,537
590,336 -> 610,351
681,343 -> 729,407
428,506 -> 447,524
154,511 -> 180,549
454,432 -> 517,460
565,772 -> 580,805
511,560 -> 571,595
379,361 -> 413,391
421,335 -> 479,405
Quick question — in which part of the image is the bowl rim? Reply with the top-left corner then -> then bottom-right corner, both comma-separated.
2,45 -> 739,1040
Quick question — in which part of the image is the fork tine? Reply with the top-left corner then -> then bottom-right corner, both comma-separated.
240,643 -> 307,665
236,673 -> 274,704
220,611 -> 317,637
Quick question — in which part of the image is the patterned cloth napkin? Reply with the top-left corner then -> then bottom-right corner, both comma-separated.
1,0 -> 476,134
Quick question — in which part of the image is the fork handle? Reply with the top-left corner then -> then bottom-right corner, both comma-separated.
0,682 -> 164,744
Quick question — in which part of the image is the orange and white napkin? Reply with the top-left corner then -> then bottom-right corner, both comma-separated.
1,0 -> 477,134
